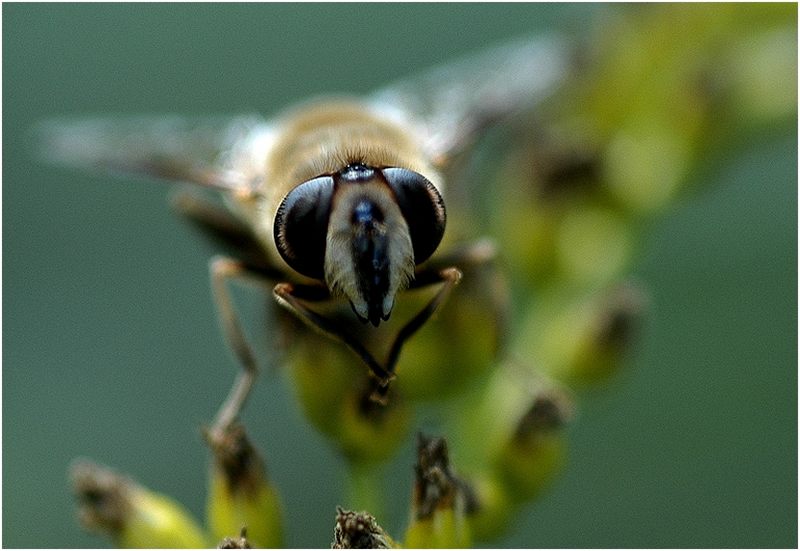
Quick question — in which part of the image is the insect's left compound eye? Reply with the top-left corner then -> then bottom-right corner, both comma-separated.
274,175 -> 335,279
382,168 -> 446,265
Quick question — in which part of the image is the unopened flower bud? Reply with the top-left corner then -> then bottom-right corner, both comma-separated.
520,283 -> 647,385
496,390 -> 574,503
205,423 -> 283,548
70,459 -> 208,548
287,320 -> 412,465
404,434 -> 473,548
463,473 -> 514,542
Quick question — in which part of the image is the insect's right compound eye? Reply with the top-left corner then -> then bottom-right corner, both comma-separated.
274,175 -> 335,280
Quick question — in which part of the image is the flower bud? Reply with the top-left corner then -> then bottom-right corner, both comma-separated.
518,283 -> 647,385
495,390 -> 574,504
404,435 -> 473,548
285,316 -> 412,465
554,204 -> 634,287
463,473 -> 514,542
335,383 -> 413,464
442,360 -> 575,542
70,459 -> 208,548
205,423 -> 283,548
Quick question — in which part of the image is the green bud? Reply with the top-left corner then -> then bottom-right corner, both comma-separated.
334,383 -> 412,465
518,283 -> 647,385
463,473 -> 514,543
484,147 -> 565,285
724,27 -> 797,124
495,390 -> 574,504
404,435 -> 473,548
205,423 -> 283,548
70,459 -> 209,548
446,367 -> 574,541
286,318 -> 413,465
604,125 -> 691,214
554,203 -> 634,286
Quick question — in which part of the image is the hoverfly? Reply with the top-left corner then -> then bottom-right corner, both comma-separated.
40,36 -> 571,421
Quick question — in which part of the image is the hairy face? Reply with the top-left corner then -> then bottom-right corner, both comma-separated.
274,163 -> 445,326
325,179 -> 415,325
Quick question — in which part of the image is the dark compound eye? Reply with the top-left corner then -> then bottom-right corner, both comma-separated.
382,168 -> 446,265
274,175 -> 335,279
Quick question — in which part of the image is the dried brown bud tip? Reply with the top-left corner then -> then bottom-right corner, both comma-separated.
69,459 -> 134,535
217,527 -> 252,548
206,423 -> 266,495
332,507 -> 392,549
412,434 -> 478,519
514,390 -> 575,444
596,283 -> 648,348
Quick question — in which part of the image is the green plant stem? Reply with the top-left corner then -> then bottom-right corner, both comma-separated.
344,463 -> 386,521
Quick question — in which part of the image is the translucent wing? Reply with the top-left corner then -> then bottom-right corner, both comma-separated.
369,34 -> 573,164
36,114 -> 276,194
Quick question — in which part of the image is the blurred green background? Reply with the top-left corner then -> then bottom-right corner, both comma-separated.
4,3 -> 796,548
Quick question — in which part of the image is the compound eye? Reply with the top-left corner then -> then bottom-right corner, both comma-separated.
274,175 -> 334,279
382,168 -> 446,264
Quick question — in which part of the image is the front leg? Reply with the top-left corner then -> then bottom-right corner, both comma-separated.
275,266 -> 464,403
368,266 -> 463,403
206,256 -> 277,439
274,239 -> 495,403
385,267 -> 463,377
273,283 -> 395,385
373,239 -> 499,401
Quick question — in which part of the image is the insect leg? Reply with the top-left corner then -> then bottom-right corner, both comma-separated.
207,256 -> 275,438
276,240 -> 495,403
393,238 -> 498,366
273,283 -> 394,386
371,240 -> 498,401
357,266 -> 463,403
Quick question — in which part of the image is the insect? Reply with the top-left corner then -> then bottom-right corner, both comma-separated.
39,35 -> 571,423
